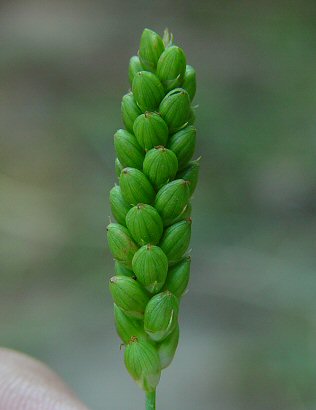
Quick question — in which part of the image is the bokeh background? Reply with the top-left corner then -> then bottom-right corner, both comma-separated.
1,1 -> 316,409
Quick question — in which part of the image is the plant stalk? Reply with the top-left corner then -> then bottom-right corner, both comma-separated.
146,390 -> 156,410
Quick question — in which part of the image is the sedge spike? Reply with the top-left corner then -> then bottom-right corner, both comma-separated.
107,27 -> 198,409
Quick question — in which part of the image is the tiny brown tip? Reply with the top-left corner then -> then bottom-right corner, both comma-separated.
130,335 -> 138,344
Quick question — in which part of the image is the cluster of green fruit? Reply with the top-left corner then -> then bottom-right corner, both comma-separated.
107,28 -> 199,393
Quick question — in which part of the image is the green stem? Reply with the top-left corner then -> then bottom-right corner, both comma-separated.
146,390 -> 156,410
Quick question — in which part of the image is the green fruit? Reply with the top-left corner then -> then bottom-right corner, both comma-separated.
107,223 -> 138,269
132,245 -> 168,294
176,159 -> 200,196
157,46 -> 186,91
115,158 -> 124,178
155,179 -> 190,226
144,291 -> 179,342
133,112 -> 168,150
132,71 -> 165,112
182,65 -> 196,101
121,92 -> 142,133
187,106 -> 196,125
109,276 -> 149,319
124,336 -> 161,392
115,260 -> 134,277
168,202 -> 192,225
160,219 -> 192,264
167,125 -> 196,170
159,88 -> 191,132
139,28 -> 165,71
113,304 -> 145,344
143,147 -> 178,189
126,204 -> 163,246
109,185 -> 131,226
157,324 -> 179,369
128,56 -> 143,85
114,129 -> 144,170
164,256 -> 191,297
120,168 -> 155,206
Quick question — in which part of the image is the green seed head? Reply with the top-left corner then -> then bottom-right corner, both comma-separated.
133,112 -> 168,150
114,129 -> 144,170
109,185 -> 131,226
176,158 -> 200,196
159,88 -> 191,133
144,291 -> 179,342
109,276 -> 149,319
182,65 -> 196,101
164,256 -> 191,297
114,260 -> 134,277
143,146 -> 178,189
120,167 -> 155,206
124,336 -> 161,392
157,46 -> 186,91
157,324 -> 179,369
155,179 -> 190,226
132,244 -> 168,294
160,219 -> 192,265
167,125 -> 196,170
128,56 -> 143,86
126,204 -> 163,246
138,28 -> 165,72
132,71 -> 165,112
108,28 -> 198,395
115,158 -> 124,178
121,92 -> 142,133
107,223 -> 138,269
114,304 -> 146,344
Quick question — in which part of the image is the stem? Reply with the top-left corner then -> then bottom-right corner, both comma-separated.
146,390 -> 156,410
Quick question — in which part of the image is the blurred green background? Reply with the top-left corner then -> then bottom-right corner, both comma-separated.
1,1 -> 316,409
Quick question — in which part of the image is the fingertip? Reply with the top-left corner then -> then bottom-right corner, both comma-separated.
0,348 -> 89,410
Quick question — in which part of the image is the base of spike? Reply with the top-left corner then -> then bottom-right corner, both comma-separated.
146,390 -> 156,410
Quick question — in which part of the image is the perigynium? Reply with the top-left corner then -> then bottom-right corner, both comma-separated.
107,28 -> 199,410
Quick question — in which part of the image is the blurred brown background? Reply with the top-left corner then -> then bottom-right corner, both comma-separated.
1,1 -> 316,409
